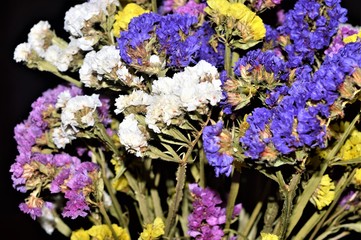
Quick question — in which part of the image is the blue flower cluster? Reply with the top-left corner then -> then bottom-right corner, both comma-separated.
233,49 -> 289,81
117,12 -> 223,68
202,121 -> 233,177
276,0 -> 347,68
240,42 -> 361,160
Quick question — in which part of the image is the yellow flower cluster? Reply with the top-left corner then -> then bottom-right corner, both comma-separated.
339,129 -> 361,161
205,0 -> 266,43
71,224 -> 130,240
343,30 -> 361,44
260,232 -> 279,240
310,174 -> 335,210
112,3 -> 149,37
353,168 -> 361,186
138,217 -> 165,240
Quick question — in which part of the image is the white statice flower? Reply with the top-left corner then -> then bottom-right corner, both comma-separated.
118,114 -> 148,157
114,90 -> 152,114
89,0 -> 119,12
60,94 -> 102,131
79,45 -> 120,86
38,206 -> 56,235
69,36 -> 97,51
55,90 -> 72,109
13,43 -> 31,62
64,3 -> 100,37
44,45 -> 73,72
145,95 -> 183,133
27,21 -> 52,58
64,0 -> 118,38
116,66 -> 144,86
52,127 -> 75,149
113,60 -> 222,133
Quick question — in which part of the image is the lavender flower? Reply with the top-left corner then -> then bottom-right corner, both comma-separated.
202,121 -> 234,177
117,12 -> 221,69
187,183 -> 241,239
277,0 -> 347,68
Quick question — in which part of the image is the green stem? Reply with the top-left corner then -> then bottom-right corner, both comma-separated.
275,171 -> 301,240
224,44 -> 232,76
164,162 -> 187,237
52,210 -> 72,237
97,149 -> 128,232
198,141 -> 206,188
225,170 -> 241,230
152,0 -> 157,13
164,112 -> 212,237
98,202 -> 119,240
36,60 -> 82,87
309,169 -> 356,240
287,110 -> 360,238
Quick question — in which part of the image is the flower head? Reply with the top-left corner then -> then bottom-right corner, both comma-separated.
311,174 -> 335,210
139,217 -> 165,240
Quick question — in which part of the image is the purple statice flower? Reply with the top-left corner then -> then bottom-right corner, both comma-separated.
241,43 -> 361,161
202,121 -> 233,177
175,0 -> 206,16
234,49 -> 289,82
277,0 -> 347,68
10,85 -> 82,191
197,22 -> 225,68
325,24 -> 359,57
339,191 -> 359,210
187,184 -> 226,239
62,191 -> 90,219
240,108 -> 273,159
50,157 -> 99,219
219,70 -> 232,115
117,12 -> 211,69
19,197 -> 53,220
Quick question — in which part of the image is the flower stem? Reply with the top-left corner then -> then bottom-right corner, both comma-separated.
225,44 -> 232,76
225,169 -> 240,230
98,202 -> 119,240
164,112 -> 212,237
275,171 -> 301,240
98,149 -> 128,233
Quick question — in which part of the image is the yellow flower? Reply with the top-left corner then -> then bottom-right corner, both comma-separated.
112,3 -> 149,37
205,0 -> 230,15
205,0 -> 265,44
71,228 -> 90,240
138,217 -> 165,240
87,224 -> 130,240
260,232 -> 279,240
112,175 -> 128,192
353,168 -> 361,186
343,30 -> 361,44
310,174 -> 335,210
339,129 -> 361,160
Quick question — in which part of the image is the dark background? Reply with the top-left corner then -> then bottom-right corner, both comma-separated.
1,1 -> 360,239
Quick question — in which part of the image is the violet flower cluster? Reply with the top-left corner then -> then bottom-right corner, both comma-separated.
117,12 -> 224,69
240,41 -> 361,161
275,0 -> 347,68
10,85 -> 105,219
187,183 -> 241,239
202,121 -> 233,177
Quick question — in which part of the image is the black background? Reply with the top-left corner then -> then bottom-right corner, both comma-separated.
1,1 -> 360,239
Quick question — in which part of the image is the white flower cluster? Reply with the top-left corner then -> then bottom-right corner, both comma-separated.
13,21 -> 52,62
115,60 -> 222,133
118,114 -> 148,157
79,45 -> 143,87
13,21 -> 79,72
52,92 -> 102,148
14,0 -> 119,72
64,0 -> 119,50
